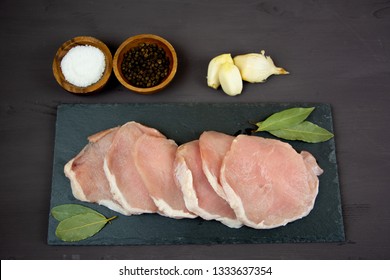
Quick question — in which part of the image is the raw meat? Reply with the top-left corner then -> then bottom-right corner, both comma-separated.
64,127 -> 128,215
64,121 -> 323,230
134,134 -> 196,219
103,122 -> 165,215
199,131 -> 234,200
174,140 -> 242,228
220,134 -> 323,229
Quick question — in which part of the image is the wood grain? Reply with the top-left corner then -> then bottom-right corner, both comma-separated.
0,0 -> 389,260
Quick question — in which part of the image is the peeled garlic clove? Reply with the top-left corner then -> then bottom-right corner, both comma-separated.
233,50 -> 289,83
207,53 -> 234,89
218,62 -> 243,96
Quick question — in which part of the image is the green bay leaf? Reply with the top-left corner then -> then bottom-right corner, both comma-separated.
256,107 -> 315,132
55,212 -> 116,242
268,121 -> 334,143
51,204 -> 104,221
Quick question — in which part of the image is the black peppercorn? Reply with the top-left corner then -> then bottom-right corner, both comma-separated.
121,43 -> 170,88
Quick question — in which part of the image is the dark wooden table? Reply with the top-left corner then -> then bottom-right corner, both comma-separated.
1,0 -> 389,259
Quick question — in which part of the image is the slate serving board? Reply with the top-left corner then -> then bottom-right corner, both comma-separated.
48,103 -> 344,245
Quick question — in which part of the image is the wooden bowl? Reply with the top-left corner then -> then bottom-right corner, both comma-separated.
113,34 -> 178,94
52,36 -> 112,94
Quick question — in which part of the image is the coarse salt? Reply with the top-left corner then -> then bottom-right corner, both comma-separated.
61,45 -> 106,87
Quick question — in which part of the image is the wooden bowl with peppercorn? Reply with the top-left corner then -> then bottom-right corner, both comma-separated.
52,36 -> 113,94
113,34 -> 178,94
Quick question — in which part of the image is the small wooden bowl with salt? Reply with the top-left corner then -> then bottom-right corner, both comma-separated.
52,36 -> 113,94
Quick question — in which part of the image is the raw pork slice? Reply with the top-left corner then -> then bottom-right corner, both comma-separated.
134,134 -> 196,219
199,131 -> 234,200
64,127 -> 128,215
104,122 -> 165,215
174,140 -> 242,228
220,135 -> 323,229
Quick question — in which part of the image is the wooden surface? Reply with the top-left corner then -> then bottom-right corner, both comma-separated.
0,0 -> 389,259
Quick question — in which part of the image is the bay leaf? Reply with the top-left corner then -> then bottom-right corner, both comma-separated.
55,212 -> 116,242
268,121 -> 334,143
51,204 -> 104,221
255,107 -> 315,132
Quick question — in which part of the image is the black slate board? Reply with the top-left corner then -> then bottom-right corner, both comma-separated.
48,103 -> 344,245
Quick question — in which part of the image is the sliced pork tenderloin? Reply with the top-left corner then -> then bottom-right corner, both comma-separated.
64,127 -> 128,215
134,134 -> 196,219
103,122 -> 165,215
174,140 -> 242,228
198,131 -> 234,200
220,134 -> 323,229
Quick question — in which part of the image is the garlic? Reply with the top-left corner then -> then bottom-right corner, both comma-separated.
218,62 -> 243,96
207,53 -> 234,89
233,50 -> 289,83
